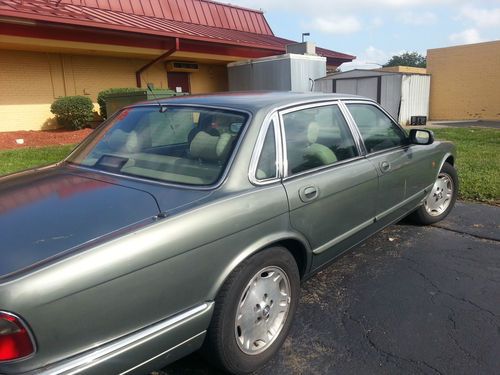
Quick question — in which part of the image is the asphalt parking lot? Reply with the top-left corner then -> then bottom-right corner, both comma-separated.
162,201 -> 500,375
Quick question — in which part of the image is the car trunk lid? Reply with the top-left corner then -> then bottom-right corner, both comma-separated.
0,168 -> 161,279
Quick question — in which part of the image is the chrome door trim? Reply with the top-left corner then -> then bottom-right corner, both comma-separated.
119,332 -> 205,375
33,303 -> 213,375
312,185 -> 432,255
248,112 -> 282,185
312,217 -> 375,254
375,185 -> 433,222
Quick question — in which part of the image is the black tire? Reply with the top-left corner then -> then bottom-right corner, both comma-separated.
202,247 -> 300,374
411,162 -> 458,225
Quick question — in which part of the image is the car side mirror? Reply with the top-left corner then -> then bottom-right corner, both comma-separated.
409,129 -> 434,145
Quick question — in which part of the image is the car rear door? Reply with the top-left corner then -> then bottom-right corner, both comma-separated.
278,102 -> 379,268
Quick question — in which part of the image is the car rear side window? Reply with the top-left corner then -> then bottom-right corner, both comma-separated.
283,104 -> 359,175
346,103 -> 407,153
255,120 -> 277,180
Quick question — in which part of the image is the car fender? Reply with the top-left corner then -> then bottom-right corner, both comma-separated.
207,229 -> 312,300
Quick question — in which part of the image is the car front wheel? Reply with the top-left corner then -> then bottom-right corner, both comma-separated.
203,247 -> 300,374
411,162 -> 458,225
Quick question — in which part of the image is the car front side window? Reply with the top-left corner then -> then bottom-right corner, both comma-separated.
283,104 -> 359,175
346,103 -> 407,153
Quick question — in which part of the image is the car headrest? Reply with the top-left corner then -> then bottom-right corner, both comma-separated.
307,121 -> 319,144
107,129 -> 140,153
190,131 -> 233,162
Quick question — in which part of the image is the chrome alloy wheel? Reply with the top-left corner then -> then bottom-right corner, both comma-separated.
234,266 -> 291,355
424,172 -> 454,216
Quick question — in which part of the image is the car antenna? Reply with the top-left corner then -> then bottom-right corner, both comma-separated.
145,82 -> 168,113
143,81 -> 175,133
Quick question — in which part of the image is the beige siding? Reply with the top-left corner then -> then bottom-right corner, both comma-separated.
427,41 -> 500,121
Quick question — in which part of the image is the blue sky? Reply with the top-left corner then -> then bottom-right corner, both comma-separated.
222,0 -> 500,70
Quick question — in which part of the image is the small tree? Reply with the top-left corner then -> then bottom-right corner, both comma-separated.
384,52 -> 426,68
50,96 -> 94,130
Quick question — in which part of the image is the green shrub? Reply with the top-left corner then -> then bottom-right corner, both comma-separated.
50,96 -> 94,130
97,87 -> 143,119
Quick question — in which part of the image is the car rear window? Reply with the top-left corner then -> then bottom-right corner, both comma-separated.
67,106 -> 248,186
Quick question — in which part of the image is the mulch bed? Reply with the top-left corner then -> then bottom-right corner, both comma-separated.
0,129 -> 93,150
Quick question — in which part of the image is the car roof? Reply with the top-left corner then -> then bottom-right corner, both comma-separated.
133,91 -> 367,113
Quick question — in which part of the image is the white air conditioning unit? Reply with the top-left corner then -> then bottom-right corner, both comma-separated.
166,61 -> 199,72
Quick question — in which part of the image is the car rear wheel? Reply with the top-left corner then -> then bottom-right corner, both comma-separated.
202,247 -> 300,374
411,162 -> 458,225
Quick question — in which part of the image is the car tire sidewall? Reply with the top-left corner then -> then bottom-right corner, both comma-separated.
413,162 -> 458,225
206,247 -> 300,374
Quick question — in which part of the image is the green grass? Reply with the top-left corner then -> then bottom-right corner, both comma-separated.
0,145 -> 75,176
431,127 -> 499,204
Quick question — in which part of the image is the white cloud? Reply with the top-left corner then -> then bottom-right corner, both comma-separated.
339,46 -> 389,71
449,28 -> 484,44
458,6 -> 500,28
309,16 -> 361,35
398,11 -> 437,25
364,46 -> 389,63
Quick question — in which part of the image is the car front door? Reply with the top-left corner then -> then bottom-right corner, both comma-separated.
343,101 -> 431,222
279,102 -> 379,268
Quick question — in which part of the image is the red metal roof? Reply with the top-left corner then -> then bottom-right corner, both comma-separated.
0,0 -> 355,63
59,0 -> 274,35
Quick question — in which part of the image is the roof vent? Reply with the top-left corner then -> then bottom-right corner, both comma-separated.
286,42 -> 317,56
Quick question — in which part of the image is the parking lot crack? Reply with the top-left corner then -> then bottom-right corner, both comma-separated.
404,261 -> 498,319
346,314 -> 443,374
431,224 -> 500,243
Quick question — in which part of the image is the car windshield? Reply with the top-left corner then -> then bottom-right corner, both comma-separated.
67,105 -> 249,186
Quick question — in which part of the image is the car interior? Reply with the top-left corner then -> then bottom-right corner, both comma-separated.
346,104 -> 408,153
80,108 -> 246,185
283,106 -> 359,175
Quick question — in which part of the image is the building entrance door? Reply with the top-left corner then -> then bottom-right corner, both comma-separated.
167,72 -> 190,93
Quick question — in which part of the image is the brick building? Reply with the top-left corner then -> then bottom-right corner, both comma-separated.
427,40 -> 500,121
0,0 -> 354,131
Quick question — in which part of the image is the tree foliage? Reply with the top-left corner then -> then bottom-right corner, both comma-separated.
384,52 -> 426,68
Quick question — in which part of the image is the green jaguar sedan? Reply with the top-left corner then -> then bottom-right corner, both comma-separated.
0,92 -> 457,374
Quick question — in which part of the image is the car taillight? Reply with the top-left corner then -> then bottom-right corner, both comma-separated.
0,312 -> 35,361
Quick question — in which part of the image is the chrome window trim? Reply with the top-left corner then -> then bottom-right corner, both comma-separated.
341,100 -> 410,156
0,311 -> 37,363
248,112 -> 282,186
32,303 -> 213,375
338,100 -> 367,155
278,100 -> 364,179
282,156 -> 366,182
65,104 -> 253,191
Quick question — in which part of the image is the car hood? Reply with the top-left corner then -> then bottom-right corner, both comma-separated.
0,167 -> 162,279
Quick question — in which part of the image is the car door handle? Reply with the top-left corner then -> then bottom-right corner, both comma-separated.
380,161 -> 391,173
299,186 -> 319,203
